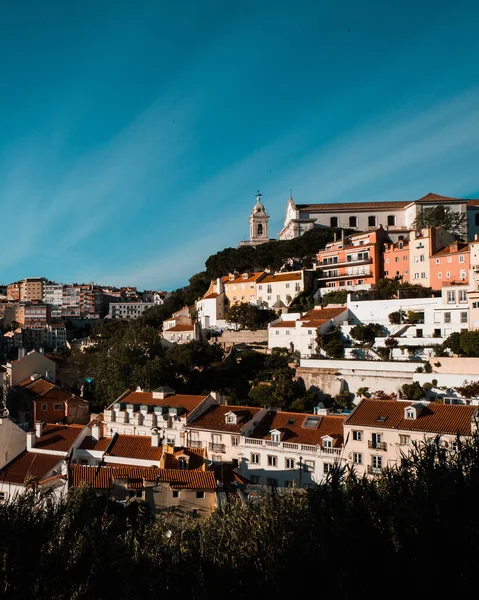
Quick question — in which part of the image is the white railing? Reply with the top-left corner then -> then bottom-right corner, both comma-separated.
243,438 -> 342,456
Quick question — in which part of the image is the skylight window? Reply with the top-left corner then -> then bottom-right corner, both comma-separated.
287,419 -> 295,426
376,416 -> 388,423
303,416 -> 321,428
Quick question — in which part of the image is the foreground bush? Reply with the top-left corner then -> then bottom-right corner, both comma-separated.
2,436 -> 479,598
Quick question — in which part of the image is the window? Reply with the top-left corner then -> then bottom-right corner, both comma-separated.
414,273 -> 419,279
271,431 -> 280,443
414,256 -> 419,263
405,409 -> 414,419
267,455 -> 278,467
226,414 -> 235,424
304,460 -> 315,472
172,490 -> 180,498
444,312 -> 451,324
399,435 -> 410,446
285,458 -> 295,469
446,272 -> 451,279
251,453 -> 260,464
461,312 -> 468,324
421,272 -> 426,279
353,453 -> 362,465
232,436 -> 239,446
178,458 -> 188,470
0,492 -> 6,501
447,257 -> 452,263
322,439 -> 332,449
438,273 -> 442,279
387,215 -> 396,226
368,216 -> 376,227
447,290 -> 455,303
267,285 -> 272,294
459,255 -> 465,263
196,491 -> 205,499
275,330 -> 279,335
286,283 -> 290,289
371,455 -> 382,470
54,403 -> 63,411
41,404 -> 47,411
395,257 -> 399,263
352,430 -> 362,441
460,270 -> 466,280
267,478 -> 278,487
330,216 -> 338,227
416,329 -> 423,337
459,289 -> 467,303
349,216 -> 357,227
212,455 -> 221,462
323,463 -> 333,474
285,330 -> 290,335
420,255 -> 425,262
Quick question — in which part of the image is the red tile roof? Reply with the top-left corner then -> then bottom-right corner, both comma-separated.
21,379 -> 55,394
166,325 -> 195,332
70,464 -> 217,490
432,243 -> 469,256
35,424 -> 84,453
299,307 -> 347,321
251,411 -> 345,446
270,321 -> 297,328
0,451 -> 62,485
113,391 -> 208,414
260,272 -> 302,284
163,447 -> 206,470
345,399 -> 477,435
202,293 -> 220,299
81,434 -> 162,461
222,272 -> 264,285
188,404 -> 262,433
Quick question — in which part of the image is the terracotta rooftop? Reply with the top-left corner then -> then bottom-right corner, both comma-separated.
0,451 -> 62,485
163,447 -> 206,470
188,404 -> 262,433
299,307 -> 347,321
111,391 -> 208,414
345,399 -> 477,436
270,321 -> 297,328
202,292 -> 220,299
20,378 -> 55,394
251,411 -> 346,446
166,324 -> 195,332
260,272 -> 302,284
35,424 -> 84,453
222,272 -> 264,285
432,242 -> 469,257
80,434 -> 162,461
70,464 -> 217,490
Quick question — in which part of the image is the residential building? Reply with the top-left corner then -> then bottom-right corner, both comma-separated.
43,282 -> 64,317
407,227 -> 456,287
222,272 -> 265,306
430,241 -> 470,290
268,306 -> 349,357
238,192 -> 272,247
316,228 -> 388,291
21,277 -> 46,302
62,285 -> 81,318
383,237 -> 410,282
468,235 -> 479,330
23,302 -> 51,328
0,414 -> 27,469
196,278 -> 227,329
0,303 -> 20,329
6,281 -> 21,301
280,192 -> 479,240
108,302 -> 154,319
343,398 -> 478,477
3,350 -> 56,392
256,270 -> 314,308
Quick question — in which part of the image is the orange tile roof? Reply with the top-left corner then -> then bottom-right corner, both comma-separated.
270,321 -> 297,328
188,404 -> 262,433
113,391 -> 208,414
81,434 -> 162,461
166,324 -> 195,332
21,378 -> 55,394
222,272 -> 264,285
163,447 -> 205,470
251,411 -> 345,446
0,451 -> 62,485
299,307 -> 347,321
345,399 -> 477,435
202,292 -> 220,299
70,464 -> 217,490
260,272 -> 302,283
35,424 -> 84,453
432,243 -> 469,256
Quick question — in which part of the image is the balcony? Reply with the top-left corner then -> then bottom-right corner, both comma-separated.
368,441 -> 387,451
318,256 -> 372,268
317,270 -> 372,281
209,442 -> 226,453
243,438 -> 342,457
367,465 -> 383,475
189,440 -> 203,449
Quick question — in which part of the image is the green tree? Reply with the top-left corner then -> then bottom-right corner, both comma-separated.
388,310 -> 406,325
401,381 -> 425,400
350,323 -> 383,346
225,303 -> 275,330
413,205 -> 467,239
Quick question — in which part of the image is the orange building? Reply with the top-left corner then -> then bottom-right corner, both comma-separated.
316,228 -> 388,290
429,241 -> 469,290
383,237 -> 410,282
222,272 -> 265,306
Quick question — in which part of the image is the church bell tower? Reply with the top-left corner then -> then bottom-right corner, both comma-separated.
249,191 -> 269,245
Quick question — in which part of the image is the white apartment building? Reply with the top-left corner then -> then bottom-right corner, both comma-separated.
343,399 -> 477,477
257,270 -> 310,308
43,283 -> 64,318
196,278 -> 227,330
108,302 -> 154,319
186,403 -> 346,487
268,306 -> 349,357
408,228 -> 455,287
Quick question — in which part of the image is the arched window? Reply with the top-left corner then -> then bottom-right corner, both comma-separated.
257,224 -> 263,236
178,458 -> 188,470
368,215 -> 376,227
330,216 -> 338,228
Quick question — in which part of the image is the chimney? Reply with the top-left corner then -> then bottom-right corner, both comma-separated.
35,421 -> 44,437
341,229 -> 345,244
18,347 -> 25,360
27,431 -> 36,450
333,232 -> 337,242
91,423 -> 101,442
151,429 -> 160,447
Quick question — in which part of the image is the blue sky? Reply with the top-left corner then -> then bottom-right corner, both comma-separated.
1,0 -> 479,290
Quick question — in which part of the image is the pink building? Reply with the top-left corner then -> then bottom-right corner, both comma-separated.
430,241 -> 469,290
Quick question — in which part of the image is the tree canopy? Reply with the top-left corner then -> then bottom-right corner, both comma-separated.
412,205 -> 467,239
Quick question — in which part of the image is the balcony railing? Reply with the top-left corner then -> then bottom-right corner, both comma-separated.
317,271 -> 372,281
318,257 -> 372,268
367,465 -> 383,475
243,438 -> 342,456
209,442 -> 226,453
368,441 -> 387,451
189,440 -> 203,449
